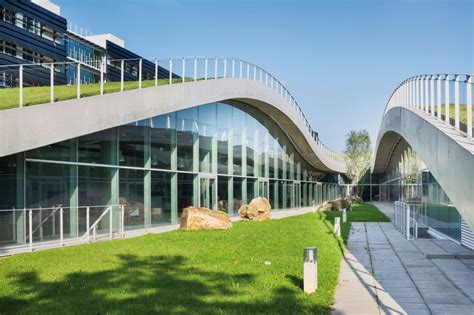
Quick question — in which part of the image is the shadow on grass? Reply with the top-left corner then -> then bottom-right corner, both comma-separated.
0,253 -> 330,314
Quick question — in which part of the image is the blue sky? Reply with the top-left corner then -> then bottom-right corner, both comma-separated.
57,0 -> 473,152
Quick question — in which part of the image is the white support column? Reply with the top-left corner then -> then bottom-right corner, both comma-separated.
169,58 -> 173,84
454,74 -> 460,130
155,59 -> 158,86
239,60 -> 243,79
415,77 -> 420,110
138,59 -> 142,89
411,78 -> 415,109
246,62 -> 250,79
204,57 -> 208,80
467,75 -> 472,138
430,75 -> 435,116
253,65 -> 257,81
120,60 -> 124,92
19,65 -> 23,108
50,63 -> 54,103
437,75 -> 442,120
445,75 -> 450,124
420,76 -> 425,112
76,63 -> 81,99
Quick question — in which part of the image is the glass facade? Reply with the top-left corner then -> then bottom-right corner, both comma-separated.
0,101 -> 342,246
377,147 -> 463,241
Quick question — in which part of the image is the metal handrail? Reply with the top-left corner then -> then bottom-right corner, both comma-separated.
383,74 -> 473,139
0,56 -> 345,164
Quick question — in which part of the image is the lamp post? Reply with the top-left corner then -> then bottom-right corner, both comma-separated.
304,247 -> 318,293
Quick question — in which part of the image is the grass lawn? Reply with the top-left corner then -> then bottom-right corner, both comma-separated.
0,78 -> 192,110
0,203 -> 389,314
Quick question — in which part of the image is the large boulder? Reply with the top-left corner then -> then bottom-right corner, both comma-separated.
333,197 -> 352,211
317,201 -> 334,211
238,197 -> 271,221
180,207 -> 232,230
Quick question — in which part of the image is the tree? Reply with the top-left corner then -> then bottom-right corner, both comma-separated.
344,129 -> 372,184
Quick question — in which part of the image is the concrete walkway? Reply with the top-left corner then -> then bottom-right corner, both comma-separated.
333,204 -> 474,315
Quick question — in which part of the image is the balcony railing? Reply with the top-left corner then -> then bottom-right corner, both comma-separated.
385,74 -> 474,140
0,57 -> 345,164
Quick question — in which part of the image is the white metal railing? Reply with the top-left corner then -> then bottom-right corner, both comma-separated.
385,74 -> 473,139
0,57 -> 345,164
0,205 -> 124,252
394,201 -> 418,240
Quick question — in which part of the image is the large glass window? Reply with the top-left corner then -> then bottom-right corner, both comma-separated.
78,128 -> 117,165
119,169 -> 144,229
151,114 -> 175,170
177,173 -> 194,217
151,171 -> 172,225
119,121 -> 147,168
177,108 -> 198,171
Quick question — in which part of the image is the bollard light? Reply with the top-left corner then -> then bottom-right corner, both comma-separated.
342,208 -> 347,223
334,217 -> 341,237
304,247 -> 318,293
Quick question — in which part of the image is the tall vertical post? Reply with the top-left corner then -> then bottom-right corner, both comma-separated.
406,205 -> 410,240
19,65 -> 23,108
121,204 -> 125,237
50,63 -> 54,103
445,75 -> 450,124
246,62 -> 250,79
169,58 -> 173,84
254,65 -> 257,81
415,77 -> 420,110
454,74 -> 460,130
239,60 -> 243,79
155,59 -> 158,86
304,247 -> 318,294
100,61 -> 104,95
120,60 -> 124,92
76,63 -> 81,99
420,76 -> 425,112
138,59 -> 143,89
334,217 -> 341,237
467,75 -> 472,138
204,57 -> 208,80
425,75 -> 429,114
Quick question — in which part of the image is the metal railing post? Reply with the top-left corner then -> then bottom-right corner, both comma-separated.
214,57 -> 218,79
29,209 -> 33,251
467,75 -> 472,138
445,75 -> 450,124
100,61 -> 104,95
76,63 -> 81,99
253,65 -> 257,81
204,57 -> 208,80
39,207 -> 43,241
86,206 -> 90,243
109,206 -> 113,240
232,58 -> 235,78
169,58 -> 173,84
406,205 -> 410,240
182,57 -> 186,83
50,63 -> 54,103
246,62 -> 250,79
430,75 -> 435,115
425,75 -> 429,114
454,74 -> 460,130
138,59 -> 143,89
19,65 -> 23,108
155,59 -> 158,86
239,60 -> 243,79
121,204 -> 125,238
194,57 -> 197,81
120,60 -> 124,92
60,207 -> 64,246
223,58 -> 227,78
437,75 -> 442,120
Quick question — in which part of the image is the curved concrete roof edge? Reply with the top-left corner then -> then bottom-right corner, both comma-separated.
372,107 -> 474,228
0,78 -> 347,174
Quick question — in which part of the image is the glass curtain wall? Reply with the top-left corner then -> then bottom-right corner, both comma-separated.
0,101 -> 342,246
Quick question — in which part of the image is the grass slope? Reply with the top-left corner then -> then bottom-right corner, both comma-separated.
0,203 -> 389,314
